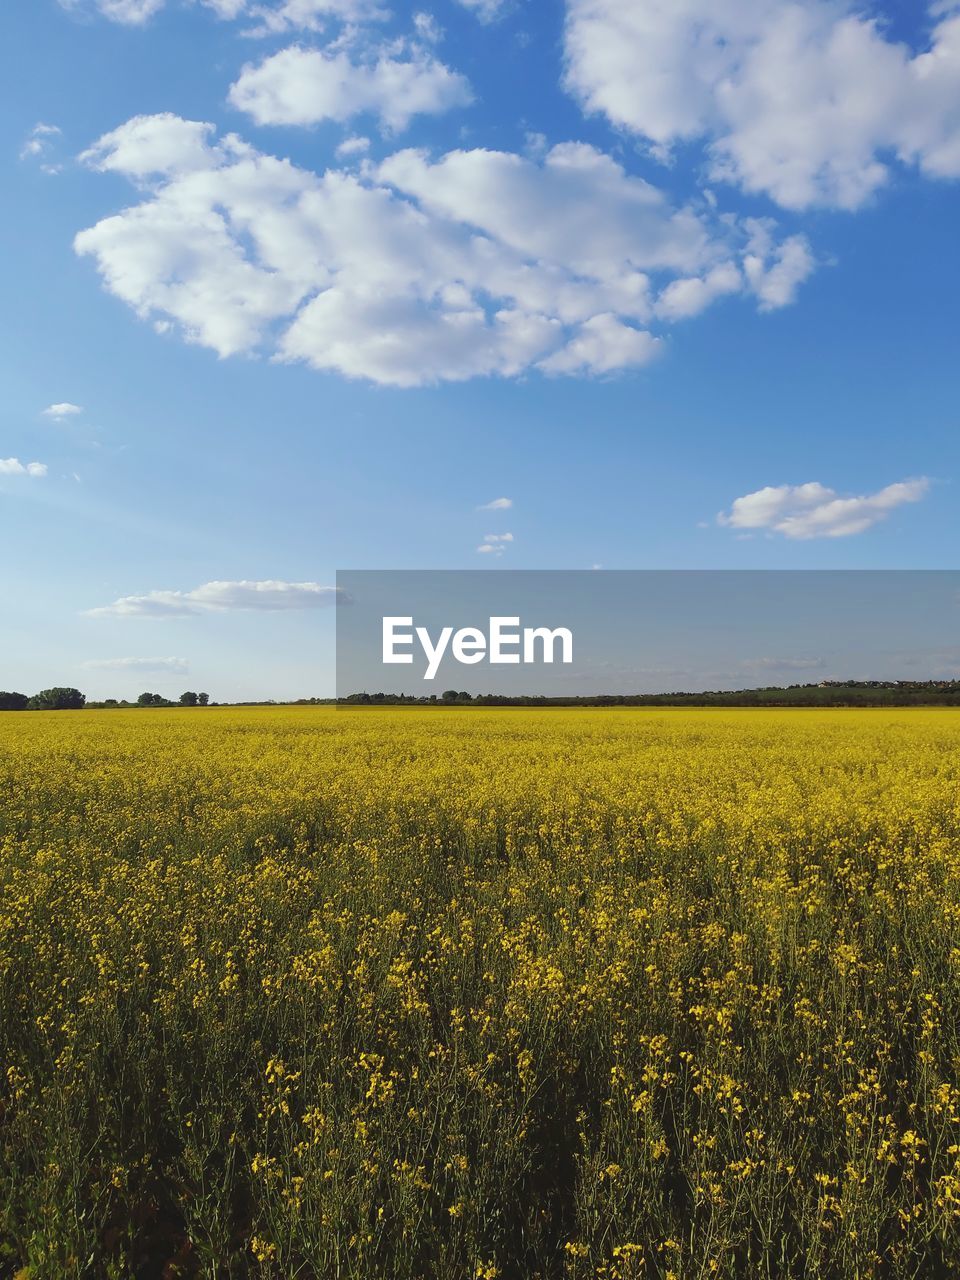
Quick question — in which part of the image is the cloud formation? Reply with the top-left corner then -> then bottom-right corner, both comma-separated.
455,0 -> 508,20
43,402 -> 83,419
718,478 -> 930,539
75,0 -> 166,22
335,135 -> 371,159
477,532 -> 514,554
229,43 -> 472,131
62,0 -> 385,33
87,579 -> 340,617
75,115 -> 813,386
0,459 -> 48,477
20,123 -> 63,173
564,0 -> 960,209
82,656 -> 190,673
478,496 -> 513,510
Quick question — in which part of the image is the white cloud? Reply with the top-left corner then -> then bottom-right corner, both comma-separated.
63,0 -> 385,33
82,656 -> 190,673
80,114 -> 218,179
478,496 -> 512,510
87,579 -> 340,617
656,262 -> 742,321
43,402 -> 83,419
229,43 -> 472,132
81,0 -> 166,22
539,312 -> 660,373
456,0 -> 507,21
21,123 -> 61,156
413,11 -> 443,42
564,0 -> 960,210
0,459 -> 48,477
232,0 -> 387,36
718,478 -> 930,539
20,123 -> 63,173
378,142 -> 710,277
75,115 -> 814,386
741,221 -> 817,311
336,134 -> 371,158
477,532 -> 514,554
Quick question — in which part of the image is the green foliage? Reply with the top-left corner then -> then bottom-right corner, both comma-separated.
0,692 -> 28,712
344,680 -> 960,708
26,687 -> 85,711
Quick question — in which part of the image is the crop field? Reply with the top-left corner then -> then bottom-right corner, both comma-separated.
2,707 -> 960,1279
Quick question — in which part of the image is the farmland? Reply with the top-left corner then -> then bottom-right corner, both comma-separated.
2,707 -> 960,1278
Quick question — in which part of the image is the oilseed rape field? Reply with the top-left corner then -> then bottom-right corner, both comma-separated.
3,709 -> 960,1279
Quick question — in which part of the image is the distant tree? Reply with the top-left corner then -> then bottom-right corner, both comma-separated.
28,687 -> 85,711
197,692 -> 209,706
103,699 -> 119,707
0,691 -> 29,711
441,690 -> 459,702
179,691 -> 199,706
459,691 -> 472,701
137,692 -> 162,706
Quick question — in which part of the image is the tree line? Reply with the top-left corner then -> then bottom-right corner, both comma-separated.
7,680 -> 960,713
134,691 -> 210,707
0,688 -> 211,711
340,680 -> 960,708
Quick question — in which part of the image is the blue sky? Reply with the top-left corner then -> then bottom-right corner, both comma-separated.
2,0 -> 959,700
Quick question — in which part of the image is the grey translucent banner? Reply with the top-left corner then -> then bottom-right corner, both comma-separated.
335,570 -> 960,698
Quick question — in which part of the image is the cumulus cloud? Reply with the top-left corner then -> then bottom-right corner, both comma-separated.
656,262 -> 743,321
63,0 -> 385,33
539,312 -> 660,374
82,656 -> 190,673
741,221 -> 818,311
336,135 -> 371,158
87,579 -> 340,617
229,43 -> 472,132
43,402 -> 83,419
478,496 -> 512,510
80,114 -> 218,179
0,459 -> 48,477
413,12 -> 443,42
718,478 -> 930,539
564,0 -> 960,210
74,115 -> 814,386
